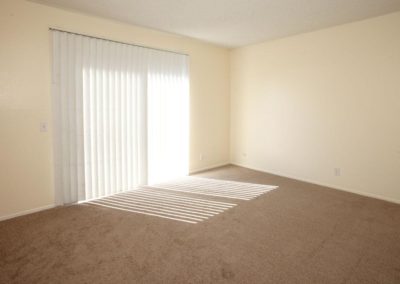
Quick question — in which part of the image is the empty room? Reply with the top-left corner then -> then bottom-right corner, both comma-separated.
1,0 -> 400,283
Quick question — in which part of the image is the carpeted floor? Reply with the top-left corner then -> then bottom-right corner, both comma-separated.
1,165 -> 399,283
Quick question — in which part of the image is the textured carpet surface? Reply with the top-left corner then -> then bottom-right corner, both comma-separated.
1,165 -> 400,283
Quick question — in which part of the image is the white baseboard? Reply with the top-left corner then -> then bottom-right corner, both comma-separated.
189,161 -> 230,174
0,204 -> 56,222
231,162 -> 400,205
2,162 -> 396,222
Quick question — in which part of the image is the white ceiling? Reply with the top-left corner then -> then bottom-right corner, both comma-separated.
32,0 -> 400,47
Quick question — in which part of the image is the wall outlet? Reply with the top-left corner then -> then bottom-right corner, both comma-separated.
242,152 -> 247,158
334,168 -> 341,177
199,154 -> 204,161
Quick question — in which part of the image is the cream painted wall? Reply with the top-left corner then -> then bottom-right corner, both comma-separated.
0,0 -> 230,218
231,12 -> 400,203
1,0 -> 399,220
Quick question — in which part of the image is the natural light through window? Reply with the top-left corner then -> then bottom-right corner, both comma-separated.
53,30 -> 189,204
147,70 -> 190,184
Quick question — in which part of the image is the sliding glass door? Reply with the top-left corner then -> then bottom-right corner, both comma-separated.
52,30 -> 189,204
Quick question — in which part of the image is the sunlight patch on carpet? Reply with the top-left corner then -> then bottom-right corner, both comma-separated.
151,177 -> 278,200
86,177 -> 277,223
86,186 -> 237,223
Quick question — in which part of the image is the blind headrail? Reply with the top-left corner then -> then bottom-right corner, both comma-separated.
49,28 -> 189,57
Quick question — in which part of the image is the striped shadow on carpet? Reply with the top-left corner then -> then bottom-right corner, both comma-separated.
86,186 -> 237,224
86,177 -> 277,223
151,177 -> 278,200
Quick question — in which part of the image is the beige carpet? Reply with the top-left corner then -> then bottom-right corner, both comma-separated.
1,165 -> 400,283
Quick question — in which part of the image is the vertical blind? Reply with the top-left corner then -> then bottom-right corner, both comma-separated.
52,30 -> 189,205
